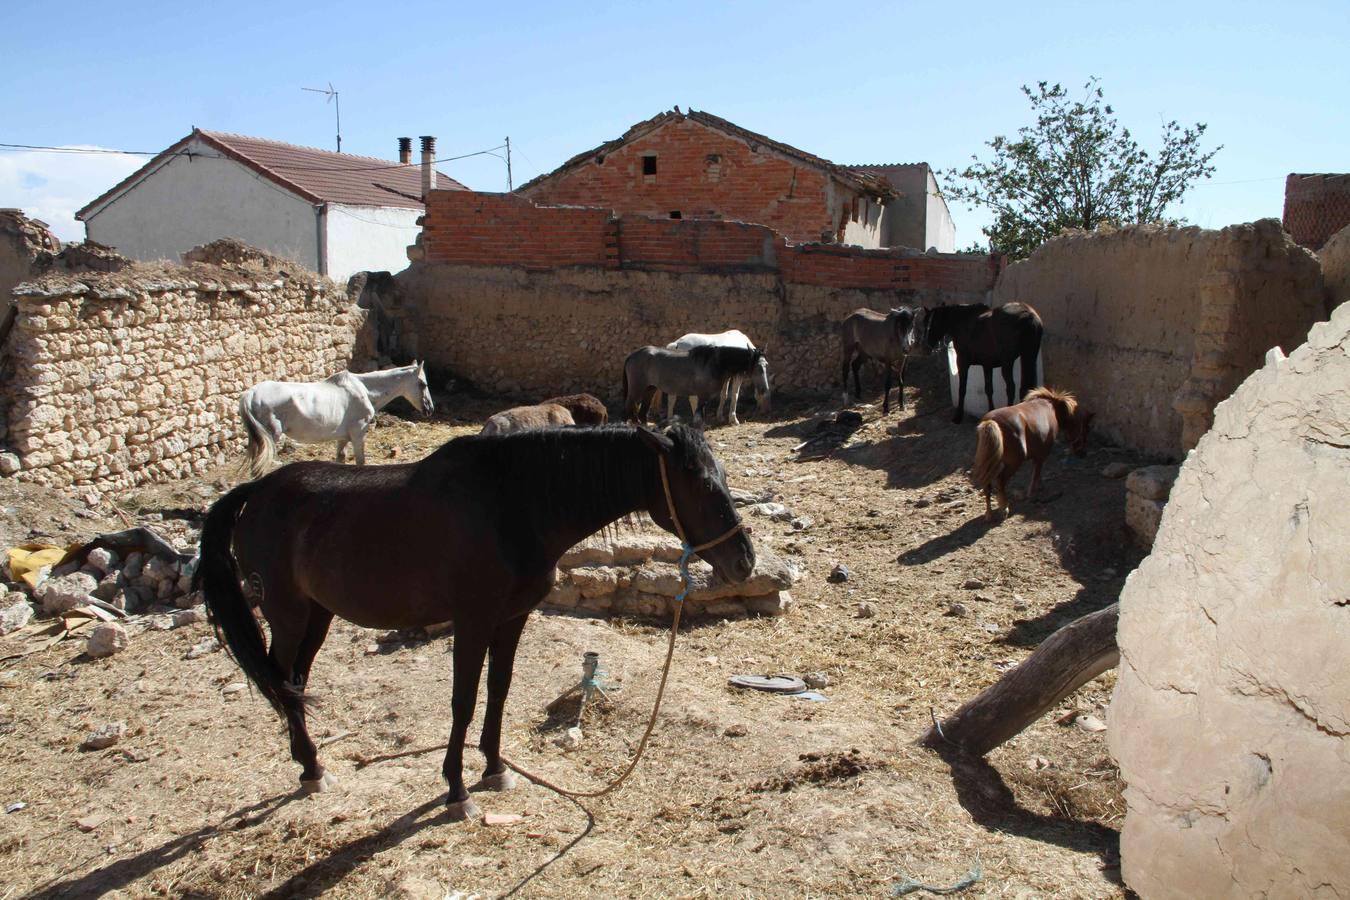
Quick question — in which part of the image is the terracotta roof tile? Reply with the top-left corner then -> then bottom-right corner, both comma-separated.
78,129 -> 466,219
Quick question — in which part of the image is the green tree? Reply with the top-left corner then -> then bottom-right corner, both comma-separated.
943,79 -> 1221,259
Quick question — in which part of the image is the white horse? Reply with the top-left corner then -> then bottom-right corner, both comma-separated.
663,330 -> 771,424
238,362 -> 433,477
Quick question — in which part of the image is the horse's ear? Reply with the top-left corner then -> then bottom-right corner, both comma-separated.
636,425 -> 675,455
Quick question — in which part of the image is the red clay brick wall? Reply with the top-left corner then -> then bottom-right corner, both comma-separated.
419,190 -> 616,269
520,118 -> 859,244
1283,174 -> 1350,250
418,191 -> 998,292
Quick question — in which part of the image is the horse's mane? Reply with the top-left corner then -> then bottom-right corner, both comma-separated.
416,424 -> 707,525
690,344 -> 761,375
1025,386 -> 1078,417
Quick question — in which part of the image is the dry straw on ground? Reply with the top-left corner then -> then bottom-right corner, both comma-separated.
0,358 -> 1136,898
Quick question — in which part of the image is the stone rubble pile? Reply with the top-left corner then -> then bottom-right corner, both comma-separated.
543,526 -> 801,620
1,540 -> 204,655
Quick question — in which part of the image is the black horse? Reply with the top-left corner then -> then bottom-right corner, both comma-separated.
924,302 -> 1044,423
195,424 -> 755,820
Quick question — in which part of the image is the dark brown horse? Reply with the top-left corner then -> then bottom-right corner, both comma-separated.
839,306 -> 923,415
924,302 -> 1043,423
970,386 -> 1093,520
195,424 -> 754,820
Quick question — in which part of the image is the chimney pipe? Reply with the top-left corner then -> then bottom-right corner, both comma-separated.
398,137 -> 412,165
420,135 -> 437,198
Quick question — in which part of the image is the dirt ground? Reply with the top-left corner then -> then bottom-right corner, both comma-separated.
0,357 -> 1146,899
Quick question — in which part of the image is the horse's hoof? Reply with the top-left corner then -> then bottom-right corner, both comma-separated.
445,798 -> 481,822
472,770 -> 517,792
729,416 -> 741,426
300,770 -> 338,794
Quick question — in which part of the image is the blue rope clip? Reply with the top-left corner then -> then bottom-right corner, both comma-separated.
673,542 -> 694,606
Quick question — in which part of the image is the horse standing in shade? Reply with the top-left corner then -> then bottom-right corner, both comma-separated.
971,386 -> 1093,520
839,306 -> 923,415
624,344 -> 764,425
195,425 -> 754,819
925,303 -> 1043,424
663,330 -> 772,424
238,362 -> 433,477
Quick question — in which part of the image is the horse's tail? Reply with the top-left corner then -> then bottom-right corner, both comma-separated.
194,481 -> 297,718
238,391 -> 275,479
971,419 -> 1004,490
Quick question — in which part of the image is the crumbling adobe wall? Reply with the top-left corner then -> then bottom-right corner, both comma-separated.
1109,302 -> 1350,899
1319,224 -> 1350,314
1,258 -> 367,488
1,211 -> 61,322
995,220 -> 1324,456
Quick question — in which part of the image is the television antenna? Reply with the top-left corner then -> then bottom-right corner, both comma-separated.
302,83 -> 341,153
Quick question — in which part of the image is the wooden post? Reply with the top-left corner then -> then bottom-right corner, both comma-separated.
923,602 -> 1119,757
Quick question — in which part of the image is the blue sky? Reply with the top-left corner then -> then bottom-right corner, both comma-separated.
3,0 -> 1347,245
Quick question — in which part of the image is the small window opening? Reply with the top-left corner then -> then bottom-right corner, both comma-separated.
642,155 -> 658,176
669,211 -> 682,219
595,154 -> 605,166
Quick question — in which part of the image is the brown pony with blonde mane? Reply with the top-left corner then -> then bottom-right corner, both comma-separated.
971,386 -> 1093,520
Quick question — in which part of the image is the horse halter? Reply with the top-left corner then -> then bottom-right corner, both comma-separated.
657,455 -> 748,554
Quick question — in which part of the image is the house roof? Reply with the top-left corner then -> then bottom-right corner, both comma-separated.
517,108 -> 898,199
77,129 -> 467,220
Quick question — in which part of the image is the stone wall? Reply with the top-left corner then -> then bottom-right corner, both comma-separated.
397,193 -> 997,399
1109,302 -> 1350,898
994,220 -> 1325,456
1319,223 -> 1350,314
1,258 -> 367,488
396,262 -> 975,399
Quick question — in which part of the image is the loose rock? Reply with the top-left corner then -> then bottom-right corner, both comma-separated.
945,602 -> 971,618
184,636 -> 220,659
803,671 -> 830,689
172,608 -> 207,628
962,578 -> 986,590
0,452 -> 20,476
37,572 -> 99,615
748,502 -> 792,522
828,564 -> 850,583
854,601 -> 876,619
81,721 -> 126,751
86,547 -> 117,575
1101,462 -> 1132,478
86,622 -> 129,658
0,598 -> 35,635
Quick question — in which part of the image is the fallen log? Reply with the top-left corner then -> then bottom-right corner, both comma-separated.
923,602 -> 1119,756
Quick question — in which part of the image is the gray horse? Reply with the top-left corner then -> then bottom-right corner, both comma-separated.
624,344 -> 764,424
839,306 -> 923,414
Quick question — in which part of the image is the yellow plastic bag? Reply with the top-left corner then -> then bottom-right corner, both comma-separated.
6,543 -> 78,590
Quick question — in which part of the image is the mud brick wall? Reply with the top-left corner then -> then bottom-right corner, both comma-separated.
1283,173 -> 1350,250
1111,304 -> 1350,898
1,265 -> 367,489
994,220 -> 1324,456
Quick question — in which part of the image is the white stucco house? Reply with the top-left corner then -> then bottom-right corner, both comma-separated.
848,163 -> 957,253
76,129 -> 466,282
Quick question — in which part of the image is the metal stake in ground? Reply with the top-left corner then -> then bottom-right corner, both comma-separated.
545,651 -> 613,725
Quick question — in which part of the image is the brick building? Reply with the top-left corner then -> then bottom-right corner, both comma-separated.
1283,173 -> 1350,250
518,108 -> 955,252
